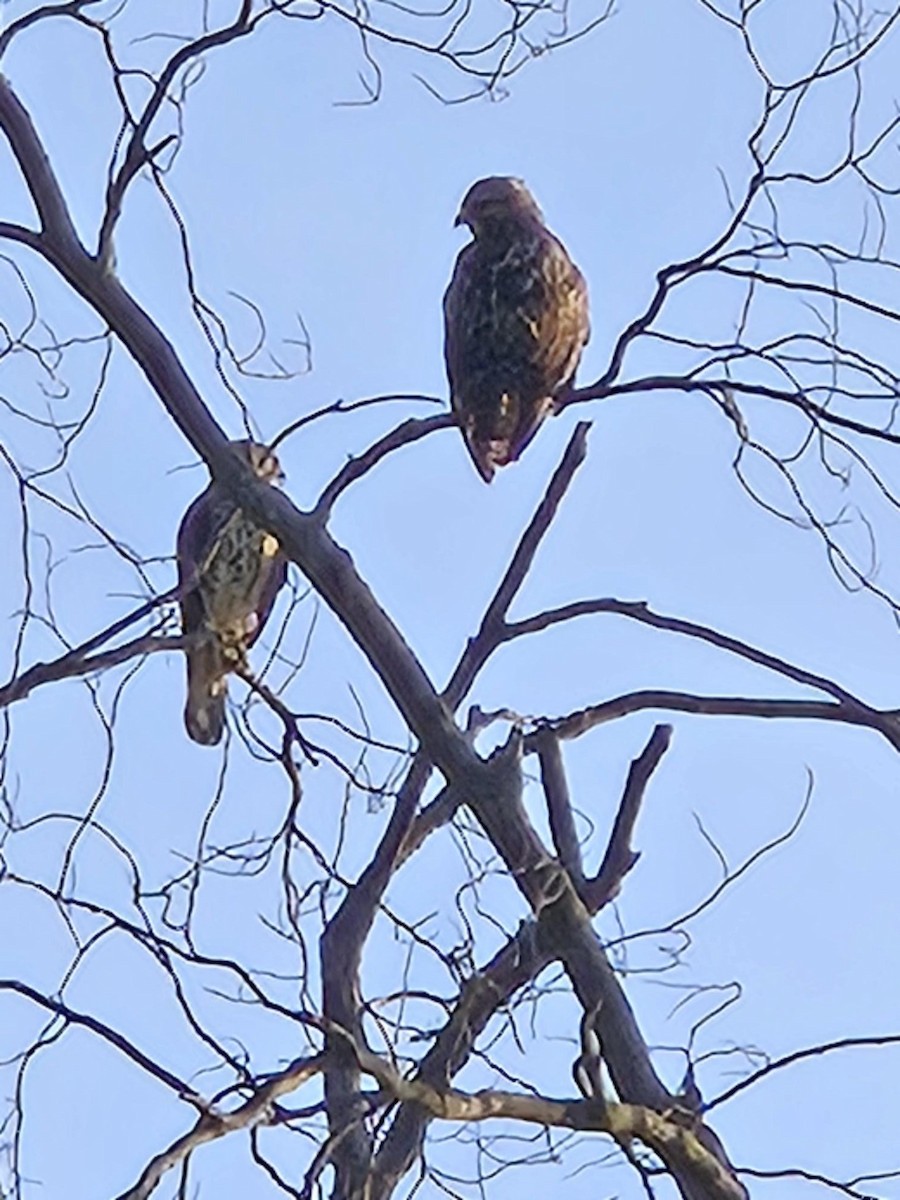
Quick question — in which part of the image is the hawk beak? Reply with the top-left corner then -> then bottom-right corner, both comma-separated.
454,208 -> 464,227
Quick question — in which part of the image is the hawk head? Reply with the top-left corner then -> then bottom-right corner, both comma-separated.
454,176 -> 544,236
232,439 -> 285,484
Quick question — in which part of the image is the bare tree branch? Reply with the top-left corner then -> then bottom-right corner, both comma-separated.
535,729 -> 586,891
706,1032 -> 900,1114
116,1054 -> 326,1200
314,413 -> 455,516
0,631 -> 186,708
583,723 -> 672,909
96,0 -> 257,264
504,596 -> 872,709
0,979 -> 199,1101
540,689 -> 900,754
0,76 -> 81,247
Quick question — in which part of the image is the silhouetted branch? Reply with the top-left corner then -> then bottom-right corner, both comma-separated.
317,422 -> 593,1194
564,373 -> 900,448
97,0 -> 257,264
443,421 -> 592,705
1,979 -> 199,1101
269,393 -> 443,452
535,729 -> 585,890
314,413 -> 455,516
541,689 -> 900,753
0,587 -> 181,708
706,1032 -> 900,1114
0,221 -> 44,251
583,723 -> 672,909
0,77 -> 80,247
504,596 -> 871,708
0,0 -> 105,61
373,724 -> 674,1196
117,1054 -> 326,1200
5,9 -> 897,1199
737,1162 -> 900,1199
0,631 -> 185,708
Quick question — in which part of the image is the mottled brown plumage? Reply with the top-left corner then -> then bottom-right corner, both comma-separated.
443,177 -> 590,482
176,441 -> 288,745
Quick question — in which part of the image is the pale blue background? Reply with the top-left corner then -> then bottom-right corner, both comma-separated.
1,1 -> 900,1197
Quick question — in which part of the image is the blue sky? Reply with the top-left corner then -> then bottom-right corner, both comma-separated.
2,1 -> 900,1197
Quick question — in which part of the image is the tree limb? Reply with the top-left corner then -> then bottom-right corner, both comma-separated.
372,724 -> 673,1197
583,722 -> 671,908
116,1054 -> 326,1200
504,597 -> 876,709
539,689 -> 900,752
535,729 -> 585,890
314,413 -> 455,516
0,75 -> 81,247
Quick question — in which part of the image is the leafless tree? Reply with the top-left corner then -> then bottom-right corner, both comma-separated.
2,2 -> 900,1199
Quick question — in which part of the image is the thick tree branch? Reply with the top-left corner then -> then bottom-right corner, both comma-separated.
389,421 -> 593,869
369,919 -> 546,1199
0,221 -> 43,250
535,729 -> 585,890
0,74 -> 81,247
358,1053 -> 746,1200
119,1032 -> 752,1200
373,725 -> 673,1197
456,734 -> 747,1200
318,424 -> 591,1195
319,752 -> 434,1199
0,73 -> 746,1200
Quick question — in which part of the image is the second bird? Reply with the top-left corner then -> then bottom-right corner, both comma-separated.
443,177 -> 590,482
177,441 -> 288,746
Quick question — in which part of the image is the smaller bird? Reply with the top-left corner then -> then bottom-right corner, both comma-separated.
443,176 -> 590,482
176,440 -> 288,746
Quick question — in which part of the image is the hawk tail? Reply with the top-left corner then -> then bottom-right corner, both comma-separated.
464,394 -> 553,483
463,431 -> 504,483
184,639 -> 227,745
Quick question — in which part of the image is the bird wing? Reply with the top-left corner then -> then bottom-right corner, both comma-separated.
442,242 -> 475,417
176,484 -> 239,745
246,541 -> 288,650
176,484 -> 239,632
540,234 -> 590,379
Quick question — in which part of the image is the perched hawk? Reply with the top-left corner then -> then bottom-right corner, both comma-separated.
176,440 -> 288,745
443,176 -> 590,482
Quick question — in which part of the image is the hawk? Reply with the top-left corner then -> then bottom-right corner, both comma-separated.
443,176 -> 590,482
176,440 -> 288,745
